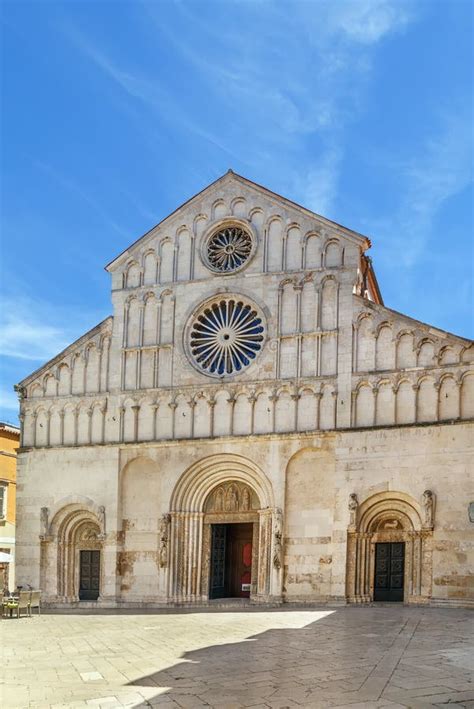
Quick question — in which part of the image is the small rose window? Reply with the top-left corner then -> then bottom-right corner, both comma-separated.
206,226 -> 253,273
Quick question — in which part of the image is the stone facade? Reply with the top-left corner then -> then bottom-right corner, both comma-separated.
15,171 -> 474,607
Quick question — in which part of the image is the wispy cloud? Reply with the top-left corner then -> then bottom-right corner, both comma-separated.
368,111 -> 473,267
0,296 -> 103,362
0,386 -> 20,413
63,0 -> 415,215
296,146 -> 344,217
62,25 -> 244,164
34,160 -> 129,238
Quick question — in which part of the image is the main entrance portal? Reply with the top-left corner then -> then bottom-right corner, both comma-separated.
374,542 -> 405,602
210,523 -> 253,599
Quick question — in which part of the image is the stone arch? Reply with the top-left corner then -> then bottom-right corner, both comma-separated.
417,338 -> 435,367
346,491 -> 432,604
143,249 -> 158,285
303,231 -> 320,269
461,344 -> 474,363
125,260 -> 141,289
438,345 -> 458,365
211,199 -> 227,221
285,223 -> 302,270
439,374 -> 459,420
266,216 -> 284,272
167,454 -> 279,603
230,196 -> 246,217
170,454 -> 274,512
44,373 -> 57,397
43,501 -> 105,602
323,238 -> 342,267
159,238 -> 175,283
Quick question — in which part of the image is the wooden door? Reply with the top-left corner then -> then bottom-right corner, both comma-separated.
79,550 -> 100,601
227,523 -> 253,598
209,524 -> 227,599
374,542 -> 405,602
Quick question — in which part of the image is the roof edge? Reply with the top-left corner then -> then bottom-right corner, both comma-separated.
105,169 -> 372,272
353,295 -> 473,344
16,316 -> 113,389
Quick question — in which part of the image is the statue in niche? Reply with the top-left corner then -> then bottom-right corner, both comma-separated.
214,488 -> 224,512
273,508 -> 283,570
241,486 -> 250,511
159,513 -> 171,568
40,507 -> 49,538
348,493 -> 358,529
98,506 -> 106,535
225,484 -> 238,512
422,490 -> 435,529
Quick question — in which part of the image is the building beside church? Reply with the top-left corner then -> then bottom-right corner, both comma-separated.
15,171 -> 474,607
0,421 -> 19,592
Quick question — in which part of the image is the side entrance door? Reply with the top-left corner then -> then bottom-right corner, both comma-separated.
79,550 -> 100,601
374,542 -> 405,602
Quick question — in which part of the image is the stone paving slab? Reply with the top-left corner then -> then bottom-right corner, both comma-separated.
0,606 -> 473,708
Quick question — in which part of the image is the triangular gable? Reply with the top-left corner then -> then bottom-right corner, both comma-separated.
354,296 -> 472,345
16,316 -> 113,389
105,170 -> 371,272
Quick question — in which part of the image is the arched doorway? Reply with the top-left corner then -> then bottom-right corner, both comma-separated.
346,491 -> 433,604
204,481 -> 259,599
40,502 -> 105,603
167,454 -> 282,603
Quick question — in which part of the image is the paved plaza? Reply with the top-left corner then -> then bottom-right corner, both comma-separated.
1,606 -> 473,709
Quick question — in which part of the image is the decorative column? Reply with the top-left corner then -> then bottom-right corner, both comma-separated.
59,410 -> 65,446
248,393 -> 256,433
152,402 -> 160,440
132,405 -> 140,442
208,398 -> 216,438
292,392 -> 300,431
372,386 -> 379,426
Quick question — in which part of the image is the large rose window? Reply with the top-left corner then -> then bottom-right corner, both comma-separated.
188,296 -> 265,377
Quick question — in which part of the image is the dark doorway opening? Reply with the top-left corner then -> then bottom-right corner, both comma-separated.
209,523 -> 253,599
374,542 -> 405,602
79,550 -> 100,601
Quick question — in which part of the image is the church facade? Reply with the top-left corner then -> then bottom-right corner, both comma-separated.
15,171 -> 474,607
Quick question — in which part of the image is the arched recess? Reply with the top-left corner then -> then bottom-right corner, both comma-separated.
167,454 -> 280,603
284,447 -> 336,600
119,456 -> 161,600
346,491 -> 433,604
41,501 -> 105,603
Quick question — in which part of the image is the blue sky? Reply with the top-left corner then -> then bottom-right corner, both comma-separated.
1,0 -> 473,423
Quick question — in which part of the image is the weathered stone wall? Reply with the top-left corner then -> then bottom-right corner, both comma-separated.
15,421 -> 474,606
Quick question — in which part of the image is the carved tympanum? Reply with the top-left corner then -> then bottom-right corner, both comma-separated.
205,482 -> 258,513
80,527 -> 99,542
378,518 -> 402,530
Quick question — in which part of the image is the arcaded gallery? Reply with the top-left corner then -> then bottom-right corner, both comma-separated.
15,171 -> 474,608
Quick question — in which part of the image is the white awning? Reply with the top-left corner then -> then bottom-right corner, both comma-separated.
0,552 -> 13,563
